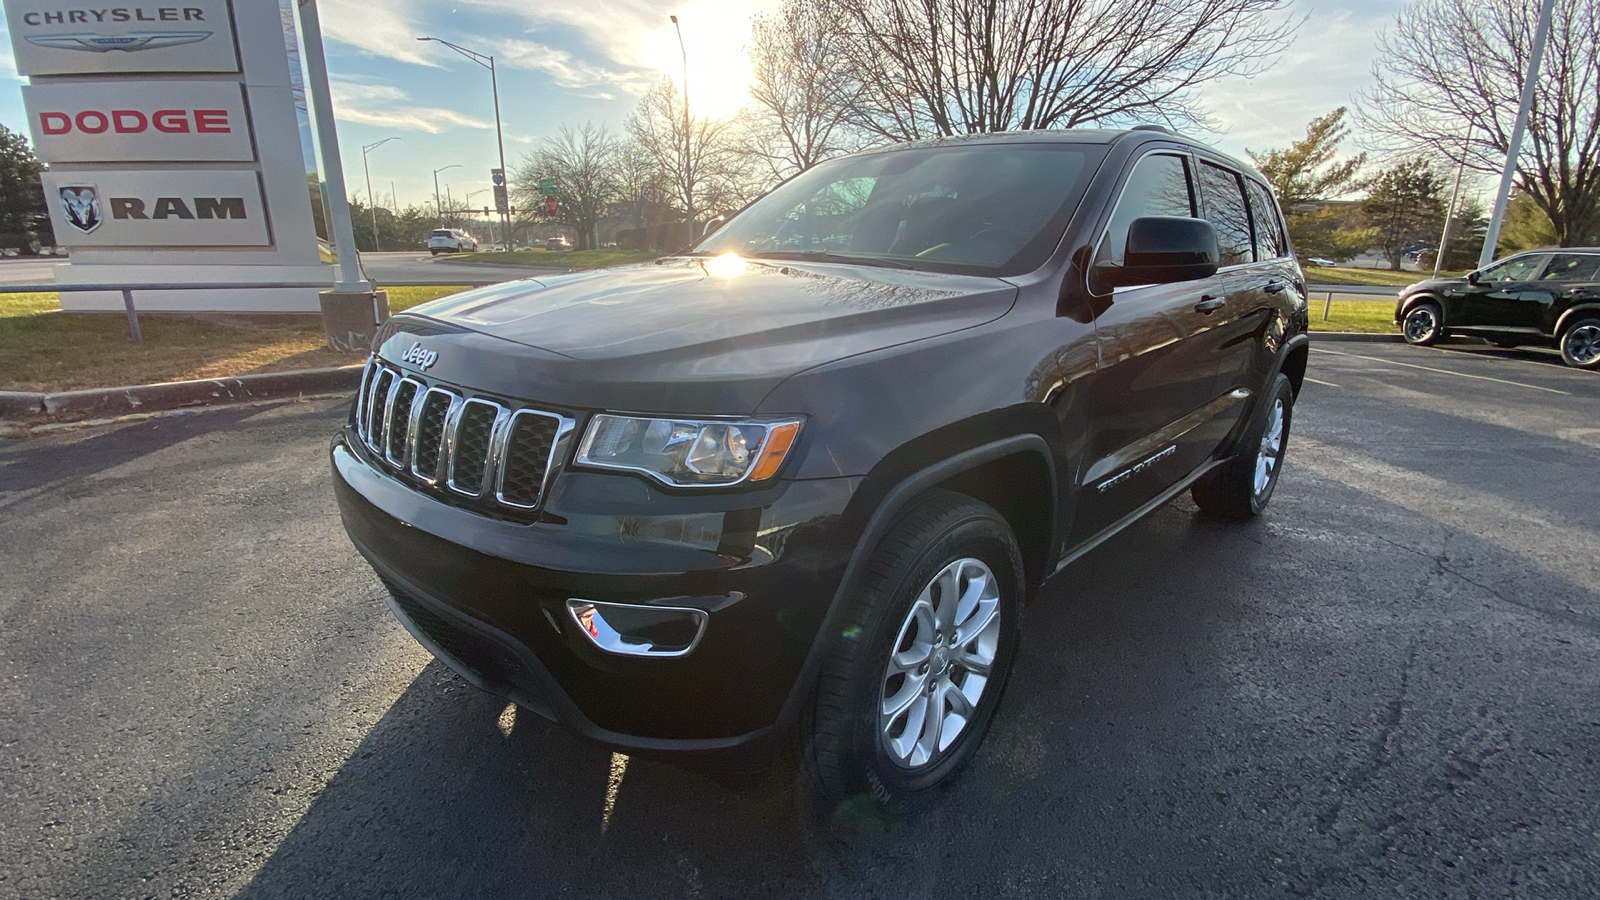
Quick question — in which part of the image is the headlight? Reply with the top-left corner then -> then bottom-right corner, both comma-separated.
575,414 -> 803,487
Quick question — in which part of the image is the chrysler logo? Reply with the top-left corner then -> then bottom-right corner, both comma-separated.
58,185 -> 104,234
25,31 -> 211,52
399,342 -> 438,371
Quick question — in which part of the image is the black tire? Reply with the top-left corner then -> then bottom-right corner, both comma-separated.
800,489 -> 1023,822
1401,300 -> 1445,346
1191,373 -> 1294,520
430,250 -> 440,256
1559,317 -> 1600,370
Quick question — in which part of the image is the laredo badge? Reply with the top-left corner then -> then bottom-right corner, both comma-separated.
58,184 -> 103,234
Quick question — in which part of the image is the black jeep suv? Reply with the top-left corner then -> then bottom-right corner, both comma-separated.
1395,248 -> 1600,369
332,129 -> 1310,809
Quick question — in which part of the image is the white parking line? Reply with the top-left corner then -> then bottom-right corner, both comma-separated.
1303,376 -> 1340,388
1310,347 -> 1571,395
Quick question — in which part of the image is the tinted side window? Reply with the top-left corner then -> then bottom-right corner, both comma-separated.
1481,254 -> 1545,282
1539,254 -> 1600,282
1244,179 -> 1287,260
1101,153 -> 1195,266
1198,162 -> 1253,266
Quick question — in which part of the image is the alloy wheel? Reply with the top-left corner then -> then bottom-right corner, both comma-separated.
1254,397 -> 1286,500
1566,324 -> 1600,366
879,557 -> 1002,769
1404,307 -> 1438,343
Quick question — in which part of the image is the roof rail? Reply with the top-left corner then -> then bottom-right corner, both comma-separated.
1129,124 -> 1171,134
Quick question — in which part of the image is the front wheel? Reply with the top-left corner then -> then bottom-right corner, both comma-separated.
1192,373 -> 1294,519
1401,300 -> 1444,346
801,490 -> 1022,819
1560,318 -> 1600,370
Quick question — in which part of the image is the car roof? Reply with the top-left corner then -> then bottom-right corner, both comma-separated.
865,126 -> 1264,182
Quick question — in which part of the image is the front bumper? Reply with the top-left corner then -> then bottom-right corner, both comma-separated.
331,433 -> 860,772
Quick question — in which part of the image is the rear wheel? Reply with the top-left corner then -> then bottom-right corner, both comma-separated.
800,490 -> 1022,820
1191,374 -> 1294,520
1560,318 -> 1600,370
1402,300 -> 1444,346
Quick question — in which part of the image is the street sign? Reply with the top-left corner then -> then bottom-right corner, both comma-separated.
490,168 -> 505,186
545,197 -> 558,218
538,176 -> 556,195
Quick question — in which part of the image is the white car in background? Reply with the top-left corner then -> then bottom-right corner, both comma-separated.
427,229 -> 478,255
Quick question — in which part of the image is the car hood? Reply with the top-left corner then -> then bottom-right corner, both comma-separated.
386,256 -> 1017,414
1402,276 -> 1468,296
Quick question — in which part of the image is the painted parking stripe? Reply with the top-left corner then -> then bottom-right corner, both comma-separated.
1303,376 -> 1340,388
1310,347 -> 1571,395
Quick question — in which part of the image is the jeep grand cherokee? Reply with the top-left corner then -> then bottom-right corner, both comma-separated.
332,128 -> 1310,810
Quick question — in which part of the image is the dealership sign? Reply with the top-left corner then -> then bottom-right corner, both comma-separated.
4,1 -> 238,75
22,81 -> 253,162
40,169 -> 270,246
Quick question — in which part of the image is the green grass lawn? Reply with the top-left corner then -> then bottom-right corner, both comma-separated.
1304,265 -> 1467,287
447,248 -> 659,269
0,285 -> 474,393
1308,299 -> 1398,333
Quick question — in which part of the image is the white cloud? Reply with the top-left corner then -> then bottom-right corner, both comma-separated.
330,79 -> 493,134
1197,4 -> 1397,158
496,39 -> 655,98
318,0 -> 443,67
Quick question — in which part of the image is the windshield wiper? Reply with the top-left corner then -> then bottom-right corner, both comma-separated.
746,250 -> 916,270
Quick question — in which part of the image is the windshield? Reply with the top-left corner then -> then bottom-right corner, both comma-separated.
693,143 -> 1100,276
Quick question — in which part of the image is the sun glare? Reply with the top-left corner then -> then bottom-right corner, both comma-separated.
644,1 -> 763,121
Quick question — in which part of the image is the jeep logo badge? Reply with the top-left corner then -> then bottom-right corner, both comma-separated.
399,342 -> 438,370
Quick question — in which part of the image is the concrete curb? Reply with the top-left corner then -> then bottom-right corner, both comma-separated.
1310,331 -> 1405,342
2,364 -> 364,422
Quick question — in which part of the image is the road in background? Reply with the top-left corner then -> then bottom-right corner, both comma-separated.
0,252 -> 559,288
1,346 -> 1597,898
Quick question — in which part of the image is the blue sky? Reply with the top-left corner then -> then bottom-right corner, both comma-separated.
1,0 -> 1405,210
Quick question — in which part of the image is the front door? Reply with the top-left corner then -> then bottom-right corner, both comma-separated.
1455,253 -> 1547,327
1072,151 -> 1232,544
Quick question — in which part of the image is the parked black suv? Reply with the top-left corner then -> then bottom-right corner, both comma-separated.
332,129 -> 1310,810
1395,248 -> 1600,369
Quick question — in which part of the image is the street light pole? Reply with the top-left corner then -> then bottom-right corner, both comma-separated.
419,37 -> 510,250
361,136 -> 400,251
671,14 -> 693,244
432,164 -> 461,223
1479,0 -> 1558,268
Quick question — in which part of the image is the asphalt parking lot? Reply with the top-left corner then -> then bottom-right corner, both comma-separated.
2,340 -> 1597,899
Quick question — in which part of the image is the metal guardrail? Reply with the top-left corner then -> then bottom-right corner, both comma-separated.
0,280 -> 495,344
1305,282 -> 1400,322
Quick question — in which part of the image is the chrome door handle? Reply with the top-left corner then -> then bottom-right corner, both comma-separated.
1194,296 -> 1225,313
1264,280 -> 1287,294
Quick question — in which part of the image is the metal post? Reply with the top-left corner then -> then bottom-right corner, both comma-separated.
1479,0 -> 1558,268
361,137 -> 399,252
295,0 -> 368,293
1435,128 -> 1473,279
1323,291 -> 1333,322
671,15 -> 693,244
489,55 -> 509,250
121,288 -> 142,343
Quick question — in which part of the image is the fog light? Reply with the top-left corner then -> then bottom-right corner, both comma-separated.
567,599 -> 708,658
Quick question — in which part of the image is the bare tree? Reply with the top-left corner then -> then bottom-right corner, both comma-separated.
743,0 -> 860,178
824,0 -> 1296,141
512,123 -> 621,250
627,78 -> 754,241
1360,0 -> 1600,246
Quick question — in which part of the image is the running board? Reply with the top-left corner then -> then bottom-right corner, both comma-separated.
1050,457 -> 1229,577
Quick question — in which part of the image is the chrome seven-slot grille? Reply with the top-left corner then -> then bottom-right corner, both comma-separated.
355,357 -> 573,511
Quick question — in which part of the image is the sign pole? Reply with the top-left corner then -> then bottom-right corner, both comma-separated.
1478,0 -> 1557,268
297,0 -> 369,293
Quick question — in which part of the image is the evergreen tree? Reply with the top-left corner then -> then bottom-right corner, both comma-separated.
0,123 -> 50,251
1361,158 -> 1448,270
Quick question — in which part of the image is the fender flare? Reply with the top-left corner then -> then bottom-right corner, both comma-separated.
774,433 -> 1055,730
1554,303 -> 1600,336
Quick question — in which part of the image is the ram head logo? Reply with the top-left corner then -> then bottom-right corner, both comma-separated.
59,185 -> 103,234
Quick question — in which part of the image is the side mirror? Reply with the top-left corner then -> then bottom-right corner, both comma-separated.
1467,270 -> 1482,285
702,215 -> 726,237
1093,216 -> 1220,290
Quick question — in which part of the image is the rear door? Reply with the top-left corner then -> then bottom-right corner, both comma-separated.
1519,253 -> 1600,331
1072,150 -> 1232,543
1197,161 -> 1288,400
